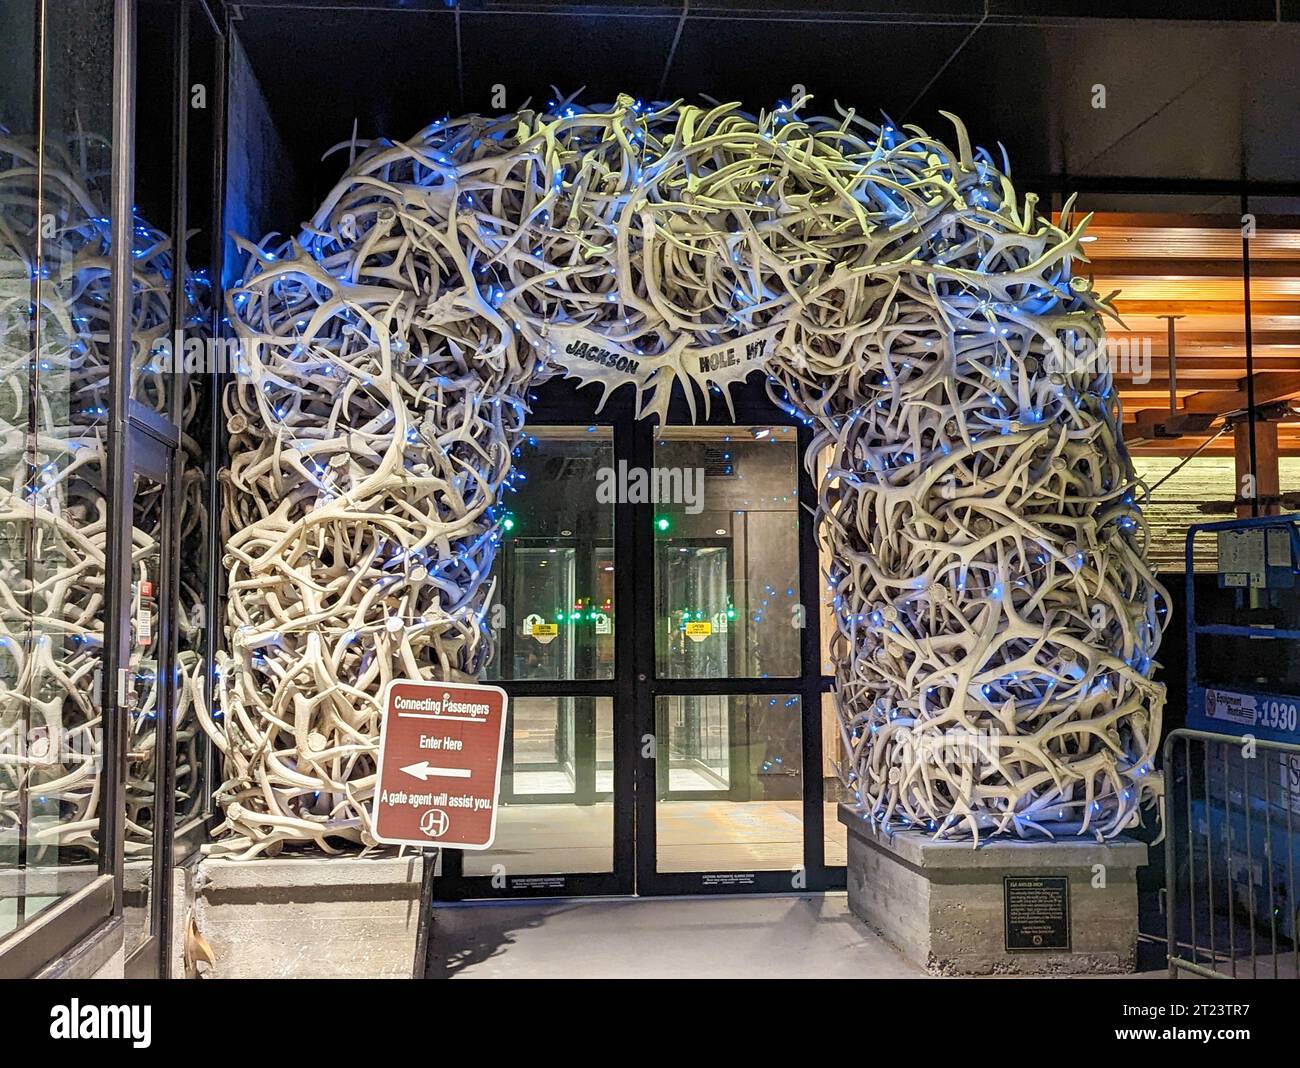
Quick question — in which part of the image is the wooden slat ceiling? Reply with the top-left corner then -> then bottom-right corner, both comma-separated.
1067,212 -> 1300,458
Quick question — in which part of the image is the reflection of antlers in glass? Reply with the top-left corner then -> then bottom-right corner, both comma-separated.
0,131 -> 208,855
209,95 -> 1167,858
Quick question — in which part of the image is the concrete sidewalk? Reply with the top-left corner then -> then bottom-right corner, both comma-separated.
429,893 -> 926,979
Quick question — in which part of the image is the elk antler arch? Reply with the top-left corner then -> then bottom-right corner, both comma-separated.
201,95 -> 1168,858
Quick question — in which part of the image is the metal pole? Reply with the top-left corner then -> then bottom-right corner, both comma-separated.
1163,730 -> 1179,977
412,848 -> 439,979
1241,193 -> 1259,518
202,0 -> 230,839
102,0 -> 138,919
1157,314 -> 1183,414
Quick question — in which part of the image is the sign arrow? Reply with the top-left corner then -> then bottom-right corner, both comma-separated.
400,761 -> 471,782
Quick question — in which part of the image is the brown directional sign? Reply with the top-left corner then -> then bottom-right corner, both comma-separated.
371,680 -> 509,850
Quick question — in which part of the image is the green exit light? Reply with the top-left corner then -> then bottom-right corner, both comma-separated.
655,515 -> 671,533
501,514 -> 516,533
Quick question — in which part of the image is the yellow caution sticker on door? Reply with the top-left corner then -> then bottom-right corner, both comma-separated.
531,622 -> 559,644
684,621 -> 712,642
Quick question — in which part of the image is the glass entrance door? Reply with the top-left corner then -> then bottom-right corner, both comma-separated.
436,395 -> 845,899
637,425 -> 833,893
442,425 -> 627,896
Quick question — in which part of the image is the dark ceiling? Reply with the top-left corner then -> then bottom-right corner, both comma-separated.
223,0 -> 1300,214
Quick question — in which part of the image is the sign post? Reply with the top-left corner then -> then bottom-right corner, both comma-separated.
370,679 -> 509,978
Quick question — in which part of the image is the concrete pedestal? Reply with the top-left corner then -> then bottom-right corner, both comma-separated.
184,853 -> 427,979
839,804 -> 1147,975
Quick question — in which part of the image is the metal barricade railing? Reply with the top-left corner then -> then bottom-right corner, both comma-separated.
1164,727 -> 1300,978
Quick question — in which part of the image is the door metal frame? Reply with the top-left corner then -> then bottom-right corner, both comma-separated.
435,377 -> 845,900
122,407 -> 180,979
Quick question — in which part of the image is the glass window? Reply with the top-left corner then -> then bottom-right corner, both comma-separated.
462,696 -> 614,877
820,691 -> 848,868
653,426 -> 800,679
484,428 -> 614,682
655,693 -> 803,873
2,0 -> 116,943
124,473 -> 165,955
815,444 -> 839,679
505,695 -> 613,798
